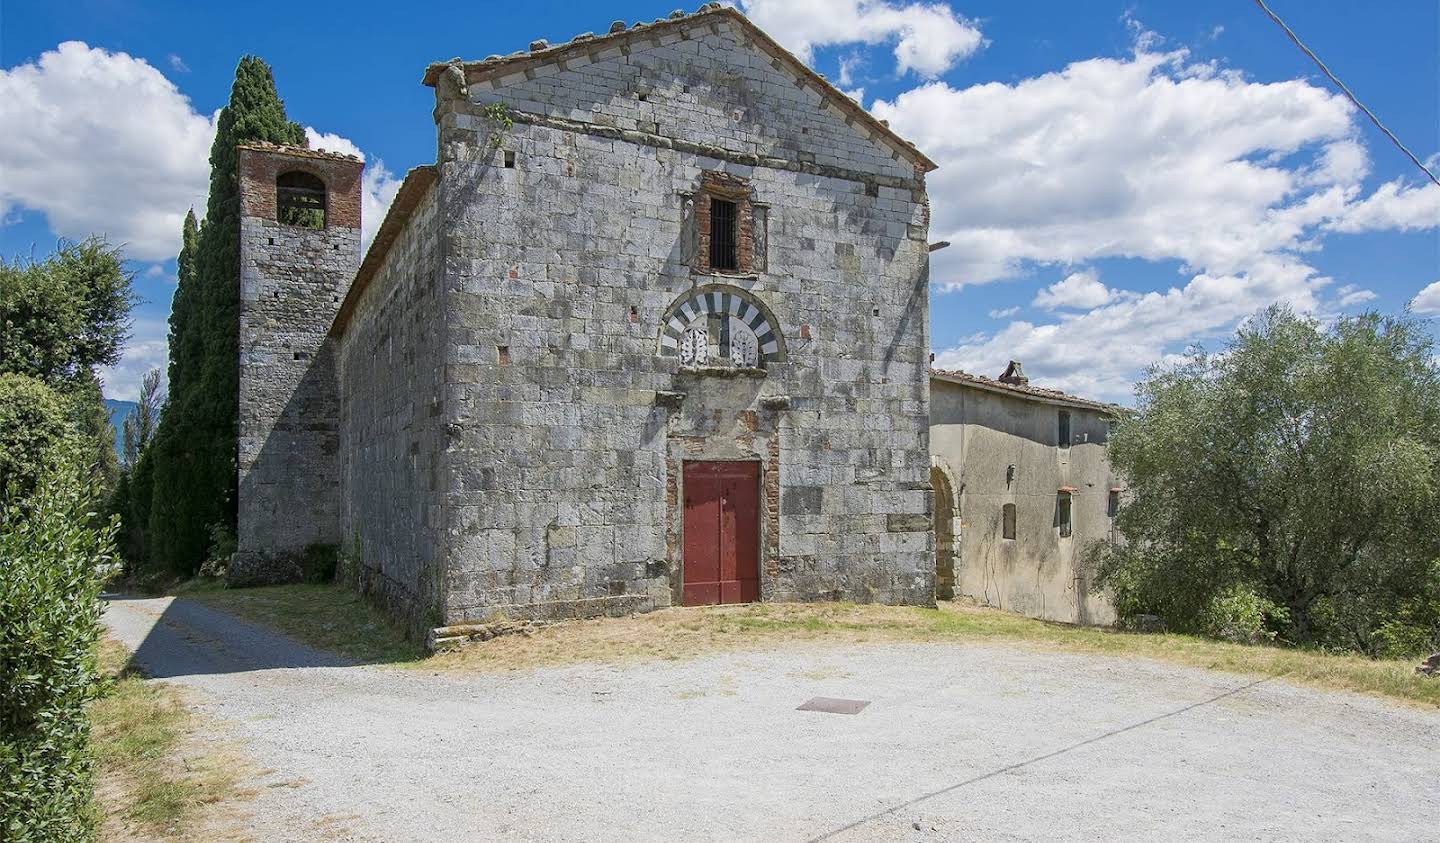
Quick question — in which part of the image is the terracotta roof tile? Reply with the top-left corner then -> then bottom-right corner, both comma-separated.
236,141 -> 361,163
930,367 -> 1122,413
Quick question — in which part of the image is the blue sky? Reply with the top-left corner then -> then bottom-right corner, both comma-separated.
1,0 -> 1436,402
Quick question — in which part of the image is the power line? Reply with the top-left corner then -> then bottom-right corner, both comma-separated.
1252,0 -> 1440,189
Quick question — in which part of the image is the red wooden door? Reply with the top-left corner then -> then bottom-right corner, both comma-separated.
682,461 -> 760,606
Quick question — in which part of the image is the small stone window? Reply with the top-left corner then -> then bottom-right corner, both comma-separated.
1058,410 -> 1071,449
1107,489 -> 1120,518
277,171 -> 326,229
1057,492 -> 1072,538
1002,503 -> 1016,540
692,171 -> 764,275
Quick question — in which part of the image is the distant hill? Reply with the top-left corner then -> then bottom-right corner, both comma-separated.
105,399 -> 137,459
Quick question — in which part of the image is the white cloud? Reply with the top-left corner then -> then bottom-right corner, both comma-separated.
873,42 -> 1364,288
303,127 -> 363,160
98,318 -> 169,402
0,42 -> 215,261
739,0 -> 984,77
359,164 -> 403,251
168,54 -> 190,73
988,305 -> 1020,319
1327,179 -> 1440,233
1412,281 -> 1440,317
878,25 -> 1437,401
1334,284 -> 1376,308
935,257 -> 1327,401
1032,269 -> 1112,310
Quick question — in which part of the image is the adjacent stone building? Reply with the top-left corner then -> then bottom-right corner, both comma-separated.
930,363 -> 1124,625
230,4 -> 937,639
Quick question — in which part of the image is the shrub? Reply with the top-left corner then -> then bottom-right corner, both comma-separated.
197,522 -> 236,580
301,543 -> 339,584
1198,585 -> 1289,645
0,373 -> 69,502
0,452 -> 116,840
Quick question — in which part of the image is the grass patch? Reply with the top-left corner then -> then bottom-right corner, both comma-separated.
90,638 -> 248,840
428,601 -> 1439,709
174,580 -> 424,665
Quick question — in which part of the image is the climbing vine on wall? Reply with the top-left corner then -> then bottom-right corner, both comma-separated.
482,103 -> 514,148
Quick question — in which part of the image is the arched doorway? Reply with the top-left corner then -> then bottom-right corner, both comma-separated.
930,463 -> 957,600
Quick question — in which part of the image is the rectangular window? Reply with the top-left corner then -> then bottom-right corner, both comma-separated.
1058,410 -> 1071,449
1058,492 -> 1072,537
1002,503 -> 1016,540
710,197 -> 738,271
1107,490 -> 1120,518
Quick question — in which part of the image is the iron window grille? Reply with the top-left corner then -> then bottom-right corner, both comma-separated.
710,197 -> 738,271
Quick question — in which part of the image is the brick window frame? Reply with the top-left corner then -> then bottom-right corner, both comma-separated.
693,171 -> 760,275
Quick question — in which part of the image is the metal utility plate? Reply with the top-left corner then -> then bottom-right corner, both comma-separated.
796,696 -> 870,715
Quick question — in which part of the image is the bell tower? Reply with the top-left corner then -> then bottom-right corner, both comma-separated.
231,143 -> 364,584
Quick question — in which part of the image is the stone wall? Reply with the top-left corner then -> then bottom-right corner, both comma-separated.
334,180 -> 446,633
419,12 -> 933,626
930,379 -> 1122,625
233,146 -> 363,584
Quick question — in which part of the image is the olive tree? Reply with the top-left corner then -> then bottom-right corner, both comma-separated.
1097,306 -> 1440,657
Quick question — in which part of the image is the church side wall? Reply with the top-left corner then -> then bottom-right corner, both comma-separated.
335,187 -> 447,633
430,18 -> 932,626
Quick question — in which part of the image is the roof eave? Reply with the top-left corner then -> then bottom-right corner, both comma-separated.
420,6 -> 937,173
328,166 -> 439,339
930,371 -> 1122,414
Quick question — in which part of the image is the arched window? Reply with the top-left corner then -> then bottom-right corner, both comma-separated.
658,285 -> 786,369
277,170 -> 327,229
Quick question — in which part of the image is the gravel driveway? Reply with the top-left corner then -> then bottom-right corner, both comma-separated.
102,595 -> 1439,842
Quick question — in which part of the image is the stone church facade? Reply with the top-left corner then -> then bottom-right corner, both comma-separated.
231,4 -> 937,639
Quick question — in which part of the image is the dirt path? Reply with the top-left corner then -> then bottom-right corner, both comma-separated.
102,595 -> 1439,842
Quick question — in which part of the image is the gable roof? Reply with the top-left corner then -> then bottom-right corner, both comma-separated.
930,368 -> 1123,414
421,4 -> 937,173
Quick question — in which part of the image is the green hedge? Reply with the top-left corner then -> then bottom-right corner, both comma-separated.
0,453 -> 116,841
0,374 -> 69,502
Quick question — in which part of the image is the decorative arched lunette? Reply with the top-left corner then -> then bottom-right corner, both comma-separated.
658,284 -> 787,367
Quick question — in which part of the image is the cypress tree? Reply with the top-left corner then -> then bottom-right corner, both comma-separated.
144,210 -> 199,572
146,58 -> 304,574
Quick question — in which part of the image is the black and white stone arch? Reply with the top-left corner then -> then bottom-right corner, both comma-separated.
658,285 -> 786,368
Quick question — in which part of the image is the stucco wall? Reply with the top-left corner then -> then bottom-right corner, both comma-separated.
334,186 -> 446,633
930,379 -> 1120,625
426,13 -> 933,625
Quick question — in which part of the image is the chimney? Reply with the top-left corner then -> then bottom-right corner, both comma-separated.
998,360 -> 1029,386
